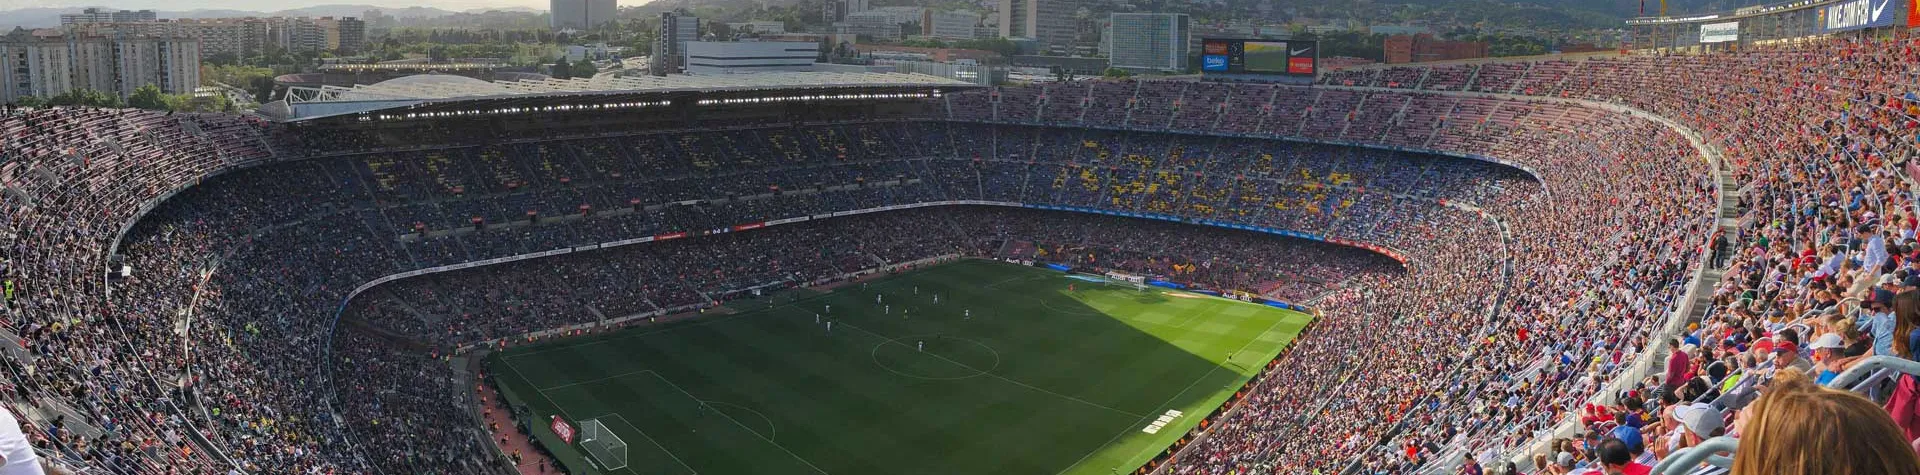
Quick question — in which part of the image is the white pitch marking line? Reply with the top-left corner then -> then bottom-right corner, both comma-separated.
835,321 -> 1147,419
643,371 -> 833,475
1051,310 -> 1297,475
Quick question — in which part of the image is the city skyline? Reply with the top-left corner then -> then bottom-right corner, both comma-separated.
0,0 -> 563,15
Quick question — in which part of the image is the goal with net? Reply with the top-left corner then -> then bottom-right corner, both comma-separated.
580,418 -> 628,470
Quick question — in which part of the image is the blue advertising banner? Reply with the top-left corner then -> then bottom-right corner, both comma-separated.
1202,55 -> 1229,71
1821,0 -> 1904,32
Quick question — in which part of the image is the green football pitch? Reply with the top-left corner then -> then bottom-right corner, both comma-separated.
488,259 -> 1311,475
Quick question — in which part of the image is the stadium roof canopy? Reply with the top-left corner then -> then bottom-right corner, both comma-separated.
266,72 -> 979,123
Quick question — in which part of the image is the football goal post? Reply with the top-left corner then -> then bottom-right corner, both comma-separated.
580,418 -> 628,471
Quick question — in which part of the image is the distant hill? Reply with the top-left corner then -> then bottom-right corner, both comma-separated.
275,4 -> 461,18
469,6 -> 541,13
1511,0 -> 1734,17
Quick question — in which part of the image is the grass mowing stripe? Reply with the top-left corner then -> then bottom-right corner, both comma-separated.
539,369 -> 657,392
1054,306 -> 1306,475
599,412 -> 697,475
643,371 -> 835,475
506,357 -> 576,418
833,319 -> 1149,419
490,259 -> 1309,475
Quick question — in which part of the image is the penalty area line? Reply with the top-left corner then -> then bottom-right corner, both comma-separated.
1051,311 -> 1297,475
642,371 -> 834,475
586,411 -> 699,475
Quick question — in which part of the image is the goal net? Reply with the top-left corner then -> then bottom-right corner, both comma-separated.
580,418 -> 628,470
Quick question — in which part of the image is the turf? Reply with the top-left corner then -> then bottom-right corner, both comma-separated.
488,259 -> 1310,475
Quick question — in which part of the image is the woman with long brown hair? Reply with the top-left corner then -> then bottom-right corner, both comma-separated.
1733,369 -> 1920,475
1892,289 -> 1920,361
1887,289 -> 1920,442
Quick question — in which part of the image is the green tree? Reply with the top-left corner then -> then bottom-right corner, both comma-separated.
202,64 -> 275,88
127,84 -> 170,110
48,89 -> 123,108
953,38 -> 1018,58
204,52 -> 241,66
250,76 -> 276,104
13,96 -> 44,108
550,58 -> 573,79
1102,68 -> 1133,78
571,58 -> 598,77
901,38 -> 948,48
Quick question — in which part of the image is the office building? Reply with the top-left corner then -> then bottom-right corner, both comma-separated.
651,12 -> 700,75
925,10 -> 983,40
822,0 -> 871,23
1107,13 -> 1189,72
839,11 -> 903,40
868,7 -> 926,25
683,41 -> 818,74
998,0 -> 1076,48
550,0 -> 619,30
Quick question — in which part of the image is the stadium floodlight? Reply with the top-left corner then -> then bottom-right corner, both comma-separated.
580,419 -> 629,471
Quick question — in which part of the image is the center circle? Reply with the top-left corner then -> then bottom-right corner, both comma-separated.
870,335 -> 1002,380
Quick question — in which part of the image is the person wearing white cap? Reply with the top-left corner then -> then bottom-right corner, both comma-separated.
1664,403 -> 1728,475
1809,332 -> 1852,385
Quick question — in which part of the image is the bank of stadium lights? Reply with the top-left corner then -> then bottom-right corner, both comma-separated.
1628,14 -> 1720,24
360,91 -> 941,122
363,100 -> 672,122
695,92 -> 937,106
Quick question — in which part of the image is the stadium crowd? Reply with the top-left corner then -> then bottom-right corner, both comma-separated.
1228,34 -> 1920,475
17,33 -> 1920,475
1,109 -> 1516,474
948,79 -> 1716,473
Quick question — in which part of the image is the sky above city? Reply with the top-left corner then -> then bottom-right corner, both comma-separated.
0,0 -> 555,12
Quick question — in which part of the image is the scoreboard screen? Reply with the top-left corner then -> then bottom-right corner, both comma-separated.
1201,39 -> 1317,77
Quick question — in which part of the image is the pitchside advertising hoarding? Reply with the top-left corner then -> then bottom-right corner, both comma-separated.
1819,0 -> 1910,32
1699,21 -> 1739,43
551,415 -> 576,444
1200,38 -> 1317,77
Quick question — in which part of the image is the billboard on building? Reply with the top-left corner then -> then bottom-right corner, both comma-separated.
1820,0 -> 1905,32
1198,38 -> 1316,77
1699,21 -> 1739,43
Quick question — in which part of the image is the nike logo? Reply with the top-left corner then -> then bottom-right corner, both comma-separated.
1291,47 -> 1312,55
1873,0 -> 1889,20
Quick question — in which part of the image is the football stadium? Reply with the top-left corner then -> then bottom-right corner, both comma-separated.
7,1 -> 1920,474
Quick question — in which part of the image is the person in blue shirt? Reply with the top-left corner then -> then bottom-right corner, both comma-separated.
1857,287 -> 1897,358
1809,333 -> 1851,386
1609,412 -> 1645,456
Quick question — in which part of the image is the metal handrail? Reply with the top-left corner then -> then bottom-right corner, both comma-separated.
1828,355 -> 1920,392
1652,436 -> 1738,475
1652,356 -> 1920,474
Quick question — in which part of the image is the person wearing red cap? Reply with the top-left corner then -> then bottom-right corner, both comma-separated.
1771,340 -> 1812,374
